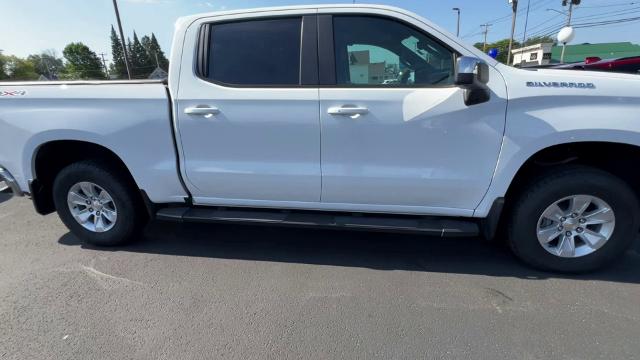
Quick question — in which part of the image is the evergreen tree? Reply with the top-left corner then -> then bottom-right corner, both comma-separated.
61,42 -> 106,80
145,33 -> 169,70
141,35 -> 152,55
140,35 -> 154,69
127,37 -> 133,61
109,26 -> 128,79
130,32 -> 154,78
152,33 -> 169,70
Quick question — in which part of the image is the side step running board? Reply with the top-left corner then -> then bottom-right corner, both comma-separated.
156,207 -> 479,237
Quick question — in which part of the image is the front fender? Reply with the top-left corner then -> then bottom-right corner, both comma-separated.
475,93 -> 640,217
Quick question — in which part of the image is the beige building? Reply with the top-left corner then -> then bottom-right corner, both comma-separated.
511,43 -> 554,67
349,50 -> 387,84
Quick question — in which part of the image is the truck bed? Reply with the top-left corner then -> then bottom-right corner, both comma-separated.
1,79 -> 165,86
0,80 -> 187,203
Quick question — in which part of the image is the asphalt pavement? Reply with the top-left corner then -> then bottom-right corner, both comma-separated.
1,194 -> 639,359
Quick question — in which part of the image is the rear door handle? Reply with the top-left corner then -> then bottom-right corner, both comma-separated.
327,106 -> 369,116
184,106 -> 220,116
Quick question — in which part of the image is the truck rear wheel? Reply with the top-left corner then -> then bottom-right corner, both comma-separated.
507,165 -> 639,273
52,161 -> 144,246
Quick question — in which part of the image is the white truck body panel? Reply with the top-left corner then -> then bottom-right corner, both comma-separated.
315,6 -> 508,212
174,10 -> 321,203
474,65 -> 640,216
1,4 -> 639,220
0,82 -> 187,203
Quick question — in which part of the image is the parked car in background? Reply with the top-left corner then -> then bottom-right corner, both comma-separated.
534,56 -> 640,74
2,5 -> 640,273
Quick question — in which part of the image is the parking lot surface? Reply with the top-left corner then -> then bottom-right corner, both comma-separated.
1,193 -> 639,359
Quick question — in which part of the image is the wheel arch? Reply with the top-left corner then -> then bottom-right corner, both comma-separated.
477,139 -> 640,239
30,139 -> 144,215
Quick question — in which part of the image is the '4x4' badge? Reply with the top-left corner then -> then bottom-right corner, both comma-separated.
0,90 -> 27,97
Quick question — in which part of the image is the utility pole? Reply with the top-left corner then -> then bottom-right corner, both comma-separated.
481,23 -> 492,52
518,0 -> 532,66
99,53 -> 110,78
566,0 -> 575,25
452,8 -> 461,37
507,0 -> 519,65
112,0 -> 132,79
560,0 -> 579,63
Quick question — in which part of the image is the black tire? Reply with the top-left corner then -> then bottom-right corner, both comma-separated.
53,160 -> 145,246
507,165 -> 639,273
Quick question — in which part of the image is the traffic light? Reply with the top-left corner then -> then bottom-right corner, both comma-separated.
562,0 -> 581,5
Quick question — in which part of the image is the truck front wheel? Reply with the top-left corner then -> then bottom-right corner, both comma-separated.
508,165 -> 639,273
52,161 -> 144,246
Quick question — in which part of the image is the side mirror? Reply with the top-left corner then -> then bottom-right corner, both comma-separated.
455,56 -> 489,86
454,56 -> 491,106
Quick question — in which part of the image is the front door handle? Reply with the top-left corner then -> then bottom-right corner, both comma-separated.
184,106 -> 220,116
327,106 -> 369,116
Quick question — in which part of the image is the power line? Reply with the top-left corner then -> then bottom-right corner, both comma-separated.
515,12 -> 563,37
579,1 -> 637,8
573,15 -> 640,27
467,1 -> 640,46
523,4 -> 640,38
531,14 -> 640,39
487,0 -> 555,25
571,6 -> 640,21
461,0 -> 555,40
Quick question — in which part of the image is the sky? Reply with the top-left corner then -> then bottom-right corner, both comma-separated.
2,0 -> 640,64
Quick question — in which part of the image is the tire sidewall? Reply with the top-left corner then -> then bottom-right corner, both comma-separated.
510,168 -> 638,273
53,162 -> 139,246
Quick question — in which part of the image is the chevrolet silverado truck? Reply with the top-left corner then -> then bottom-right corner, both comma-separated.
2,5 -> 639,273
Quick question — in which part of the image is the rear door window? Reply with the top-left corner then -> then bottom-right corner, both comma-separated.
207,18 -> 302,86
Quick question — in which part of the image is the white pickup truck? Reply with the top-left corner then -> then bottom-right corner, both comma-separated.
2,4 -> 639,272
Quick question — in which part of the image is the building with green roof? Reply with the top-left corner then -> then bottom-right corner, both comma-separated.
551,42 -> 640,63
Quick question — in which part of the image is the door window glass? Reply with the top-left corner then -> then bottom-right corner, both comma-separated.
333,16 -> 455,86
207,18 -> 302,86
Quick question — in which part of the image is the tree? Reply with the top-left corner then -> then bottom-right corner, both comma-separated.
524,35 -> 557,47
145,33 -> 169,70
0,51 -> 8,80
27,50 -> 64,80
474,39 -> 520,64
475,36 -> 558,64
109,26 -> 128,79
129,32 -> 154,78
62,42 -> 106,80
141,35 -> 152,57
1,55 -> 39,80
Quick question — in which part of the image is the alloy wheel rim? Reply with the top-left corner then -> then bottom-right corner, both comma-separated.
537,194 -> 615,258
67,182 -> 118,233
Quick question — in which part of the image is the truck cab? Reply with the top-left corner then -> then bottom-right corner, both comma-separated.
170,6 -> 506,216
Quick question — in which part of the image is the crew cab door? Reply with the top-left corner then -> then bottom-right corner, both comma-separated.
176,14 -> 321,204
318,13 -> 507,212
